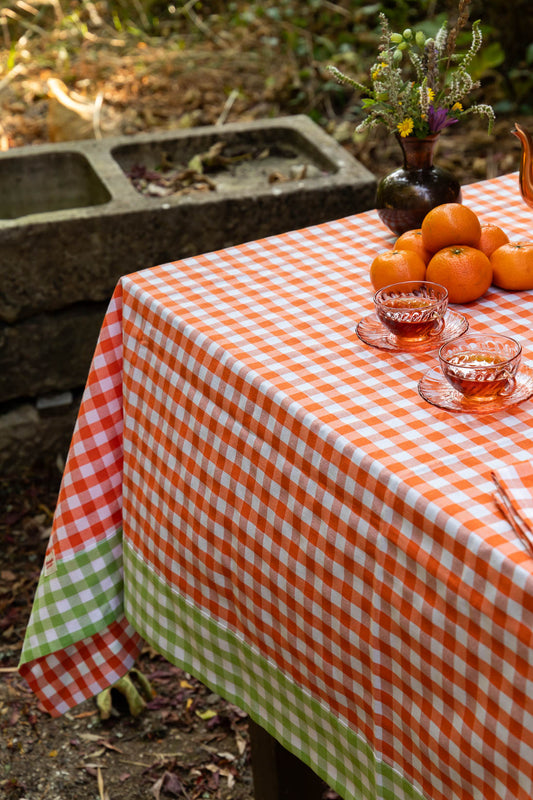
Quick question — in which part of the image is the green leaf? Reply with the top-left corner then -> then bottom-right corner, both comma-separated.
468,42 -> 505,80
188,154 -> 204,173
7,45 -> 16,72
196,709 -> 218,720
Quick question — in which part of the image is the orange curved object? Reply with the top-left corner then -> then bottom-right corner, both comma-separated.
513,123 -> 533,209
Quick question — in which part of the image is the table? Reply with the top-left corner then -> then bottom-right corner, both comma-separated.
19,172 -> 533,800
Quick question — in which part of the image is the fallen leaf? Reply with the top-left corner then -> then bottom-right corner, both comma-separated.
100,740 -> 124,753
151,775 -> 163,800
9,709 -> 20,726
97,766 -> 107,800
85,766 -> 99,778
196,709 -> 217,720
216,751 -> 236,761
205,764 -> 235,788
85,748 -> 106,759
162,771 -> 183,796
151,770 -> 183,799
268,170 -> 289,183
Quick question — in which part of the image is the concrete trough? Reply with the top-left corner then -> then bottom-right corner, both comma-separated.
0,115 -> 377,472
0,150 -> 112,220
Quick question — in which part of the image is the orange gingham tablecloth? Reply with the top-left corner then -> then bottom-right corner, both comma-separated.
19,173 -> 533,800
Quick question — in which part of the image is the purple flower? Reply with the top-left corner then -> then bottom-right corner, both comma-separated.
428,105 -> 459,134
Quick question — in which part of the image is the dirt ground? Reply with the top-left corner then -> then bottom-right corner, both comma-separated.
1,3 -> 532,798
0,469 -> 258,800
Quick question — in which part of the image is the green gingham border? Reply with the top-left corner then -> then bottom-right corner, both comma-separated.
123,539 -> 425,800
20,529 -> 125,665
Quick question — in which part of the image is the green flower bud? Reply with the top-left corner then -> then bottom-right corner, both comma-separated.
415,31 -> 425,47
403,28 -> 413,40
390,33 -> 403,43
392,48 -> 403,63
398,41 -> 408,50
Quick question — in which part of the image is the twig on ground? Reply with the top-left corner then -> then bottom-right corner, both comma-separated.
216,89 -> 239,126
97,766 -> 109,800
179,0 -> 227,46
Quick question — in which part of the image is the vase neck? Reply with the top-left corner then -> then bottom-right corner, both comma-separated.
398,135 -> 439,169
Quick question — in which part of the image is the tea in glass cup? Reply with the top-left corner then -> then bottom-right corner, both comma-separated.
438,334 -> 522,401
373,281 -> 448,342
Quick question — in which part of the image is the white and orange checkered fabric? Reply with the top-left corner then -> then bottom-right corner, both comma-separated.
20,173 -> 533,800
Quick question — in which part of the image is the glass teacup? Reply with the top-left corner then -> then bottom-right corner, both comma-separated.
439,333 -> 521,401
374,281 -> 448,342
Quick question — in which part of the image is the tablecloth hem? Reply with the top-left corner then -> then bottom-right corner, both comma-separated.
17,617 -> 142,716
123,538 -> 428,800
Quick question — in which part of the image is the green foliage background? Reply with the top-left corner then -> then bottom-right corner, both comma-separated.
96,0 -> 532,116
1,0 -> 531,146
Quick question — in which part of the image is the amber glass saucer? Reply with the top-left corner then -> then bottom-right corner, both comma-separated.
356,309 -> 468,353
418,364 -> 533,414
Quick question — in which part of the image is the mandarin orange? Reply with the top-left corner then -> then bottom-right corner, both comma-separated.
394,229 -> 432,265
369,249 -> 426,291
426,245 -> 492,304
491,242 -> 533,290
478,224 -> 510,258
421,203 -> 482,253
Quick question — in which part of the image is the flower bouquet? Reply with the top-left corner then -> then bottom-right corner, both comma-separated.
328,0 -> 495,140
328,0 -> 496,233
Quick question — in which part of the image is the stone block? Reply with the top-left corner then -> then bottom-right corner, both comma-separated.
0,399 -> 80,476
0,303 -> 107,403
0,115 -> 377,473
0,116 -> 376,323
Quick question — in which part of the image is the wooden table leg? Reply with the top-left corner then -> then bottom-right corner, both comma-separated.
248,718 -> 330,800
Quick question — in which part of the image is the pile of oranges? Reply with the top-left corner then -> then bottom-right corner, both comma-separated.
369,203 -> 533,303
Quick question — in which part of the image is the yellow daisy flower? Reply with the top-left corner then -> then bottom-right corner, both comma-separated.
397,118 -> 414,137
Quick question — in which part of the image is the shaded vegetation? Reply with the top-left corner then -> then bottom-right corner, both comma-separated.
0,1 -> 532,184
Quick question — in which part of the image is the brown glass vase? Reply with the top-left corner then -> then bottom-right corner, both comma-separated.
376,134 -> 462,236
